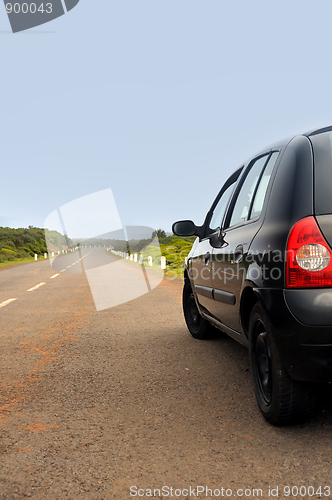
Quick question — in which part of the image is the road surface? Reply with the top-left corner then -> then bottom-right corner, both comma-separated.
0,249 -> 332,499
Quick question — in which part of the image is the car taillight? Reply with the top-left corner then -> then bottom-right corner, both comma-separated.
286,216 -> 332,288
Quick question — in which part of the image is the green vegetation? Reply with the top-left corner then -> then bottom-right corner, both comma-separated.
0,226 -> 47,264
143,230 -> 195,277
160,237 -> 195,277
0,225 -> 194,276
0,226 -> 71,265
45,229 -> 72,253
109,229 -> 196,278
0,255 -> 39,269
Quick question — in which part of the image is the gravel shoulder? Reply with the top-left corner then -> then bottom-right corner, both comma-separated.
1,269 -> 332,499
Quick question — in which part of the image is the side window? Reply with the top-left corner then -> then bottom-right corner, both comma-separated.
208,182 -> 236,234
228,155 -> 269,228
250,151 -> 279,219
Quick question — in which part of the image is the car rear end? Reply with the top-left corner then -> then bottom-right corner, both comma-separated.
271,128 -> 332,382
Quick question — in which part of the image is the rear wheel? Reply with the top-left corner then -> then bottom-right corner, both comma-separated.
249,302 -> 315,425
183,280 -> 215,339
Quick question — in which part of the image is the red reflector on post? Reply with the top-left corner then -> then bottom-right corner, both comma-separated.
286,216 -> 332,288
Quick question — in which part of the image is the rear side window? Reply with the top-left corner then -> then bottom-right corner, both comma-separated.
310,131 -> 332,215
228,155 -> 269,228
250,151 -> 279,218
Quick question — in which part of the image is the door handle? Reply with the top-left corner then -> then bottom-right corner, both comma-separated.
204,252 -> 210,265
234,245 -> 243,263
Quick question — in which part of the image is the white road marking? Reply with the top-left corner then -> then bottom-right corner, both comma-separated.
51,251 -> 91,275
81,251 -> 92,260
27,282 -> 46,292
50,274 -> 60,279
0,298 -> 17,309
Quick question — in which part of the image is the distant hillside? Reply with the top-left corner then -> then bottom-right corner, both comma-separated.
45,229 -> 72,254
0,227 -> 71,264
0,226 -> 195,271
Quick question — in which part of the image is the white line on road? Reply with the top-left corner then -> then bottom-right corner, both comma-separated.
27,283 -> 46,292
52,251 -> 91,275
81,251 -> 92,260
0,298 -> 17,309
50,274 -> 60,279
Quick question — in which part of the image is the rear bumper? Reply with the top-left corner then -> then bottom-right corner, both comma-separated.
298,344 -> 332,378
284,289 -> 332,326
256,288 -> 332,382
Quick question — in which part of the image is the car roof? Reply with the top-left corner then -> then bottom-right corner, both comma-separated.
228,126 -> 332,183
251,125 -> 332,161
245,137 -> 290,163
303,125 -> 332,137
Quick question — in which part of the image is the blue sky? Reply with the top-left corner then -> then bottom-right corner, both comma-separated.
1,1 -> 332,234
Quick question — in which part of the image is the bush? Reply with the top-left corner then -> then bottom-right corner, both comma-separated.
0,226 -> 58,263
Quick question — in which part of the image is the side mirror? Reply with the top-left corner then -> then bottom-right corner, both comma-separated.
172,220 -> 201,237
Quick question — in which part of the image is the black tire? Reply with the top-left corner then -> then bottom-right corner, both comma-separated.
183,279 -> 215,340
249,302 -> 315,425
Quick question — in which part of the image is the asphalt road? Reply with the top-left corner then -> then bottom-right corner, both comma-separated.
1,251 -> 332,499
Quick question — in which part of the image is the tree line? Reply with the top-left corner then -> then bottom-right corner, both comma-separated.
0,226 -> 71,263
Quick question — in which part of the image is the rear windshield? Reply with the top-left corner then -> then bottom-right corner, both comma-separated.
310,131 -> 332,215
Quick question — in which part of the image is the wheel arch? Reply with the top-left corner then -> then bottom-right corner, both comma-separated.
240,286 -> 260,337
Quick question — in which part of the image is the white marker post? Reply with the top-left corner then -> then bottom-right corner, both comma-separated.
44,253 -> 47,259
130,254 -> 133,261
148,256 -> 153,266
139,254 -> 143,265
126,253 -> 129,259
161,256 -> 166,270
52,252 -> 54,258
34,254 -> 37,261
134,254 -> 137,262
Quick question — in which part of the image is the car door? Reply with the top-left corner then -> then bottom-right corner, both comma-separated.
210,152 -> 279,333
190,168 -> 242,316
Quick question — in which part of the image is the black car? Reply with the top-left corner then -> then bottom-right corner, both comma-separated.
173,126 -> 332,425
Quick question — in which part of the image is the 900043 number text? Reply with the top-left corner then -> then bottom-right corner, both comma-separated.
5,3 -> 52,14
284,485 -> 331,497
